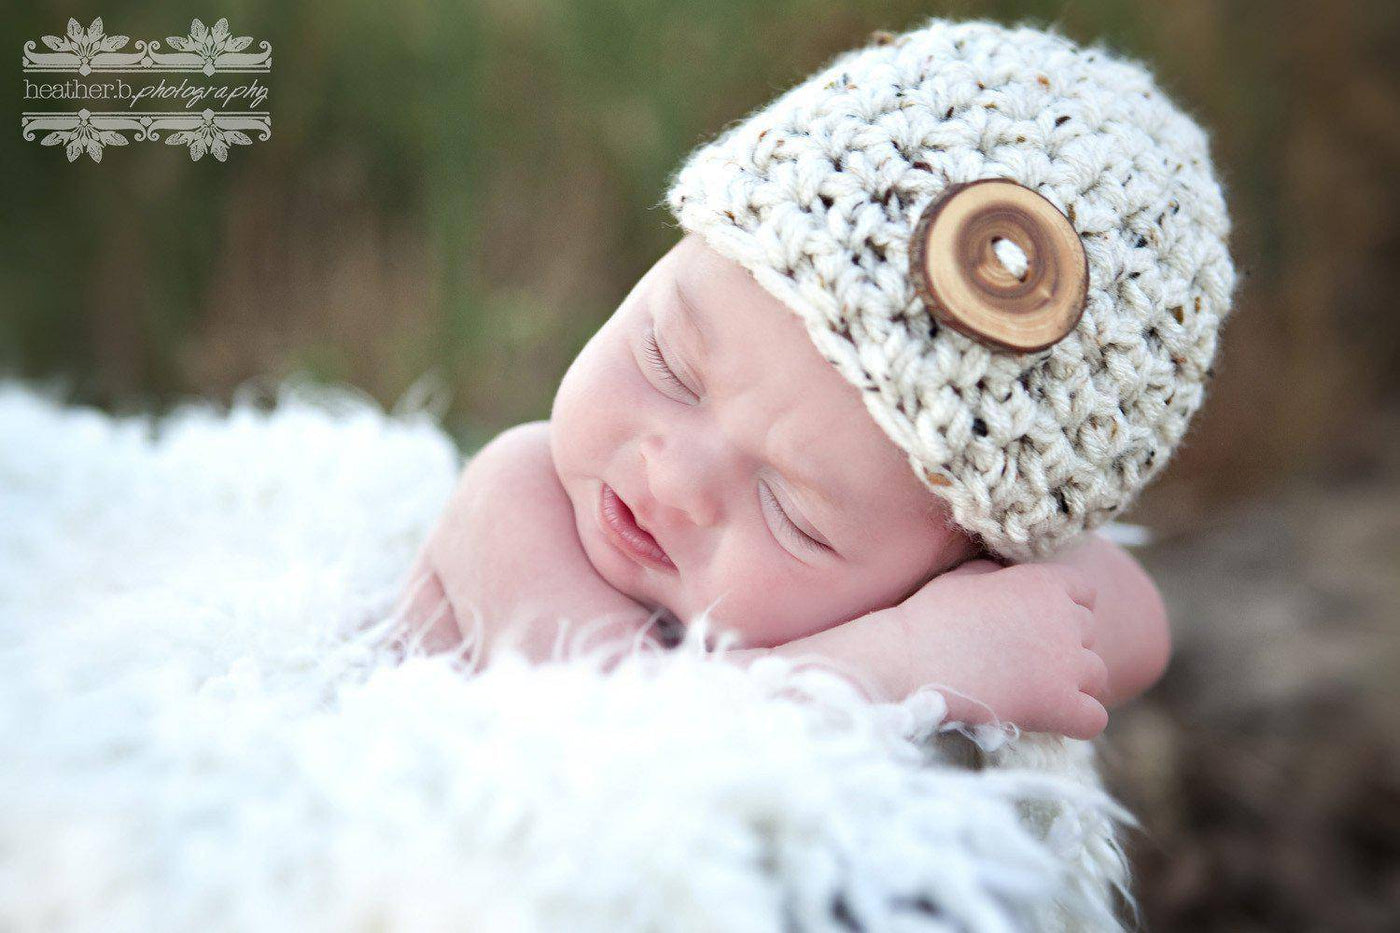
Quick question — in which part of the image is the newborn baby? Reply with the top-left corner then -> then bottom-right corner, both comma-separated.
397,18 -> 1235,742
400,231 -> 1166,739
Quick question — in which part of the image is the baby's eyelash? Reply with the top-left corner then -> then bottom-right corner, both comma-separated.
759,481 -> 828,554
643,328 -> 694,398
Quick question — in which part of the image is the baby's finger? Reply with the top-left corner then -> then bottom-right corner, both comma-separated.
1055,566 -> 1098,613
1079,606 -> 1096,649
1080,649 -> 1110,700
1066,694 -> 1109,741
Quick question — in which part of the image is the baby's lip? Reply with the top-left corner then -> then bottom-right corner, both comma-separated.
601,482 -> 676,571
626,495 -> 670,560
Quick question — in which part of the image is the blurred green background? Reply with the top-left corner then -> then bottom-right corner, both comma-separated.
4,1 -> 1399,928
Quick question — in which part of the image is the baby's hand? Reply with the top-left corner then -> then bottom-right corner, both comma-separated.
893,559 -> 1109,740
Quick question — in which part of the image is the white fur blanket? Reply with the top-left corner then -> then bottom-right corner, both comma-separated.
0,381 -> 1130,932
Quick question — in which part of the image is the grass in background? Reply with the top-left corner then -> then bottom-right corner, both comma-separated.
1,0 -> 1397,505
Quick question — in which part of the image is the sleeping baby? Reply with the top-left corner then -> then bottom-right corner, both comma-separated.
395,17 -> 1236,741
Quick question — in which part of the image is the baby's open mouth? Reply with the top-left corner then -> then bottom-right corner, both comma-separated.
599,483 -> 675,571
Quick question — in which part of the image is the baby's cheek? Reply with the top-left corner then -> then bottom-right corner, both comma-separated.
701,543 -> 818,646
554,387 -> 620,474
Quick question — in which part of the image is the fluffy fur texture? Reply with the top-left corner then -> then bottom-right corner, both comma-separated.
0,382 -> 1131,931
665,17 -> 1237,560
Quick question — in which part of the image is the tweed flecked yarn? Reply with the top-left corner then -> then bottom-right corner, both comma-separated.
664,17 -> 1238,560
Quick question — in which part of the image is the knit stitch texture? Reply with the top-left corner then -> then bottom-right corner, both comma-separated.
665,16 -> 1238,559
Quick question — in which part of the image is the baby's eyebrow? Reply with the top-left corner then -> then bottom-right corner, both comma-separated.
765,414 -> 848,548
672,274 -> 710,361
777,445 -> 844,536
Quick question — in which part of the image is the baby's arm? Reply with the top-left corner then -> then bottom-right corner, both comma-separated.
748,558 -> 1108,738
725,532 -> 1166,739
407,421 -> 659,665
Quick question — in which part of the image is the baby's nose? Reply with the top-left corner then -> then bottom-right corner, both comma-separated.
640,433 -> 730,528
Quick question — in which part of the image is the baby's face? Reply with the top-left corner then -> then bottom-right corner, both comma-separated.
550,233 -> 976,648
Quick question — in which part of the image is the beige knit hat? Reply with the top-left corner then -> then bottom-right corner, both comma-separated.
664,16 -> 1237,561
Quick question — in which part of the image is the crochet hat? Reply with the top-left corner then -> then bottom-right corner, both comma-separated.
664,16 -> 1238,561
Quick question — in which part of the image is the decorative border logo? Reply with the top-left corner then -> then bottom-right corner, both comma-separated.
21,17 -> 271,162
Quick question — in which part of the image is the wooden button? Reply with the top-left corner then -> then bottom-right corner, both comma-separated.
909,179 -> 1088,353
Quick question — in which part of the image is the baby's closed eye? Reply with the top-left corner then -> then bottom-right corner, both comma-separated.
642,327 -> 698,403
758,479 -> 829,557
